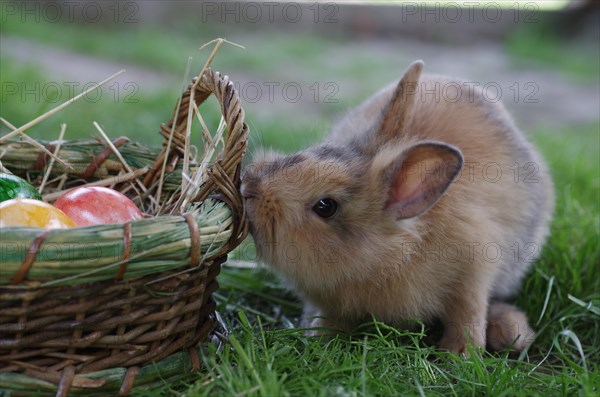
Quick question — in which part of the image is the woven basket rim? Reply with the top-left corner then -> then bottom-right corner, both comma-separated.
0,67 -> 249,287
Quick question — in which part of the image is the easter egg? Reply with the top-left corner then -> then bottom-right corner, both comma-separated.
0,198 -> 76,229
54,186 -> 142,226
0,173 -> 43,202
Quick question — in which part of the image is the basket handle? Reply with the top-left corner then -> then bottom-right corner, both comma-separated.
143,68 -> 248,190
143,68 -> 249,251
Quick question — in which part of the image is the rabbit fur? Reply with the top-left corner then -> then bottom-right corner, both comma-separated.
241,61 -> 554,354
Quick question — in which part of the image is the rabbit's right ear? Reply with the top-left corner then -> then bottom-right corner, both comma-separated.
380,141 -> 463,219
377,60 -> 424,143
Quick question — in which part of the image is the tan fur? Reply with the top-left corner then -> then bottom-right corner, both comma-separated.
487,302 -> 536,351
242,61 -> 554,354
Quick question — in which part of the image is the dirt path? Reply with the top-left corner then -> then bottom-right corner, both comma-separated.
2,35 -> 178,93
2,34 -> 598,133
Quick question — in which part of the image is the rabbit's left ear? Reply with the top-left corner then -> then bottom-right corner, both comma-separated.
377,60 -> 424,143
382,141 -> 463,219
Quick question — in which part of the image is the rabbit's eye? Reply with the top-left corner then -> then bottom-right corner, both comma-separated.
313,198 -> 339,219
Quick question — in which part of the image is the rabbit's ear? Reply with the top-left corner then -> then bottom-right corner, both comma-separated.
377,60 -> 423,142
382,141 -> 463,219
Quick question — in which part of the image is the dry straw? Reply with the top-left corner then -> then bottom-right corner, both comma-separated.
0,43 -> 249,396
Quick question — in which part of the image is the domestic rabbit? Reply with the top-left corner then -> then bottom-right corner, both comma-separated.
241,61 -> 554,354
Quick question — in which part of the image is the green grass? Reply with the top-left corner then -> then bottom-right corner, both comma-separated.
0,16 -> 208,73
506,22 -> 600,81
174,123 -> 599,397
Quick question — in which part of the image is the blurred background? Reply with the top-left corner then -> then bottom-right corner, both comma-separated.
1,0 -> 598,155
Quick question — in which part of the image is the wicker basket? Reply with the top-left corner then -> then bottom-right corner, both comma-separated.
0,68 -> 249,396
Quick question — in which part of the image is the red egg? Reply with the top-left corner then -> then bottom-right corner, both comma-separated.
54,186 -> 142,226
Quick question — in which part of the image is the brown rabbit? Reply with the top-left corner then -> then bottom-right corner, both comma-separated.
241,61 -> 554,354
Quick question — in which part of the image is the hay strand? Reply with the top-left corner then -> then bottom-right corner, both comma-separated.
0,70 -> 126,142
156,56 -> 194,212
41,167 -> 149,202
0,117 -> 73,170
38,124 -> 67,193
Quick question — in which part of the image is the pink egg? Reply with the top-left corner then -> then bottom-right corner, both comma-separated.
54,186 -> 142,226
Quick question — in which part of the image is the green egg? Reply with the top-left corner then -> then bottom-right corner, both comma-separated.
0,173 -> 43,202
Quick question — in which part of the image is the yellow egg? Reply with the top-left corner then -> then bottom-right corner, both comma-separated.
0,198 -> 76,229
